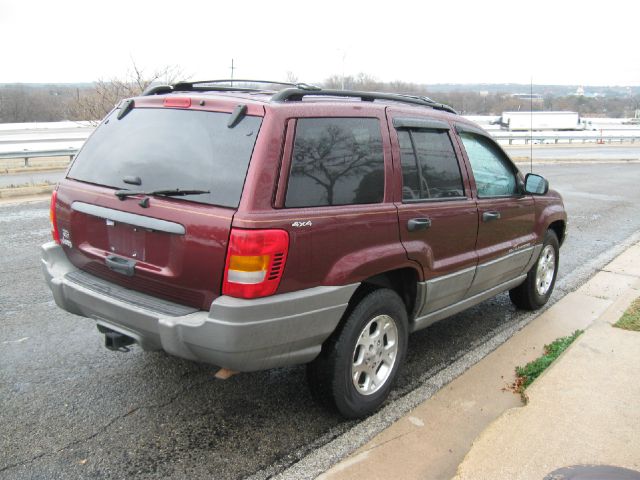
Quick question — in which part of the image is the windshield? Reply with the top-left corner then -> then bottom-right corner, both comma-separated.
68,107 -> 262,208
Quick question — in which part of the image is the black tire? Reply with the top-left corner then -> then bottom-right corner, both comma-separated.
509,230 -> 560,310
307,288 -> 408,419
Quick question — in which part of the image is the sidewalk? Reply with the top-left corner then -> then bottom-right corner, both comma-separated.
320,243 -> 640,480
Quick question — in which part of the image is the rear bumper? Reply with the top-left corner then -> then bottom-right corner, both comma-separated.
41,242 -> 357,371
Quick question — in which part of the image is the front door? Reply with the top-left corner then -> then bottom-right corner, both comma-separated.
455,126 -> 536,296
389,113 -> 479,315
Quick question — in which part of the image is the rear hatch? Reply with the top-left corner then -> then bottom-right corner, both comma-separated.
55,100 -> 263,310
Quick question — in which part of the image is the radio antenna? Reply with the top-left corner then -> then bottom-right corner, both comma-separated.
530,76 -> 533,173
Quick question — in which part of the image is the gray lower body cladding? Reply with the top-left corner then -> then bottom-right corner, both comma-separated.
41,242 -> 358,371
411,245 -> 542,332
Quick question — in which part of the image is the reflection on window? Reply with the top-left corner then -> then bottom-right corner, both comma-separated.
459,133 -> 517,197
286,118 -> 384,207
398,129 -> 464,201
67,109 -> 262,208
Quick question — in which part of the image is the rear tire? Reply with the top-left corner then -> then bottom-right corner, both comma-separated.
307,288 -> 408,419
509,230 -> 559,310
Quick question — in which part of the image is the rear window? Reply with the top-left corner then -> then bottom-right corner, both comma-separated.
68,108 -> 262,208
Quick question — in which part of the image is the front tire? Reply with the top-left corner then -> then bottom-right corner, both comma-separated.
510,230 -> 559,310
307,288 -> 408,418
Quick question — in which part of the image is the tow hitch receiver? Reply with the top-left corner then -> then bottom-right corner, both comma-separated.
100,327 -> 136,352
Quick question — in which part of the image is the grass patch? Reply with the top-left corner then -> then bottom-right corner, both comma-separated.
613,297 -> 640,332
513,330 -> 583,401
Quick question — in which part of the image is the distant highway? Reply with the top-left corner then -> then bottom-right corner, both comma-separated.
506,145 -> 640,161
1,145 -> 639,189
0,124 -> 92,154
0,120 -> 639,189
2,119 -> 640,155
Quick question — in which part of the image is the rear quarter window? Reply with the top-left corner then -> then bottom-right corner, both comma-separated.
67,108 -> 262,208
285,118 -> 384,208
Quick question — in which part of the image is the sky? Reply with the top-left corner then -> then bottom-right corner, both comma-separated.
0,0 -> 638,86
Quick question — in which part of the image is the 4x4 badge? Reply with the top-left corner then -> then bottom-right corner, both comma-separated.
291,220 -> 312,228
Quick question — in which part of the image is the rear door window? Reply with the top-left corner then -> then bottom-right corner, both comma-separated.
397,129 -> 464,201
67,108 -> 262,208
285,118 -> 384,207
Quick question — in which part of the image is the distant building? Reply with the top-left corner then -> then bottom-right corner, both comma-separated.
575,86 -> 585,96
510,93 -> 543,102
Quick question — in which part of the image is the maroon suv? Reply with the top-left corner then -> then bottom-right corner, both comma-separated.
42,80 -> 566,418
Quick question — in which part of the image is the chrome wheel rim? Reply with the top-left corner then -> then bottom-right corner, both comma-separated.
535,245 -> 556,296
351,315 -> 398,396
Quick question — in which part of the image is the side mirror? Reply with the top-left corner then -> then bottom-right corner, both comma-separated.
524,173 -> 549,195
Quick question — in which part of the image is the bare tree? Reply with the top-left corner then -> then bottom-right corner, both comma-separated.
292,123 -> 381,205
285,71 -> 299,84
67,61 -> 184,123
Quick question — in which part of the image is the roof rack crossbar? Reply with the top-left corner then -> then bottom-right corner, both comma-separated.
142,79 -> 322,96
142,83 -> 266,96
141,81 -> 457,114
171,79 -> 320,91
270,88 -> 457,114
186,79 -> 296,86
142,84 -> 173,96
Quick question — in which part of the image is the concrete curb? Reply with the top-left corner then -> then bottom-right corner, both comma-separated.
316,239 -> 640,480
454,246 -> 640,479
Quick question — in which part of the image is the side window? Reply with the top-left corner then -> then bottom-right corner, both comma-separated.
285,118 -> 384,208
398,129 -> 464,201
459,133 -> 518,198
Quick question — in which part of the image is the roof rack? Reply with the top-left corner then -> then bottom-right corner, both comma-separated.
141,80 -> 457,114
271,88 -> 458,114
142,79 -> 321,96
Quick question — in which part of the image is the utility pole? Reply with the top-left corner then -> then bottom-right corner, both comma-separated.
341,52 -> 346,91
230,59 -> 235,87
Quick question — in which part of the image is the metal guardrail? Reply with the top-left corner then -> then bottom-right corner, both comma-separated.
1,133 -> 639,165
492,134 -> 640,145
0,149 -> 78,166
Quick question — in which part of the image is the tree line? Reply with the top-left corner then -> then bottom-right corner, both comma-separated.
1,70 -> 638,124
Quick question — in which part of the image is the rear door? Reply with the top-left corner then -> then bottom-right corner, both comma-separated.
454,124 -> 536,296
388,112 -> 479,314
56,104 -> 263,310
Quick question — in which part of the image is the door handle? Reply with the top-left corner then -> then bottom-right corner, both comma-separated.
482,211 -> 501,222
407,217 -> 432,232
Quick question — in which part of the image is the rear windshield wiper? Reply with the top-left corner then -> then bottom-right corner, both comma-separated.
115,188 -> 210,200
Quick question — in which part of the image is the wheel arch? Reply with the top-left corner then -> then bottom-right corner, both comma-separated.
548,219 -> 566,246
341,267 -> 420,325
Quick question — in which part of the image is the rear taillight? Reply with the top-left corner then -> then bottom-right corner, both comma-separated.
50,189 -> 60,244
222,229 -> 289,299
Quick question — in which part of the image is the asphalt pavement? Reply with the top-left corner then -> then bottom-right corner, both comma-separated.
2,163 -> 640,479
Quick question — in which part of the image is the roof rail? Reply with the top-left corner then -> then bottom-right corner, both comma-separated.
270,88 -> 458,114
141,81 -> 457,114
141,79 -> 322,96
142,84 -> 173,96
